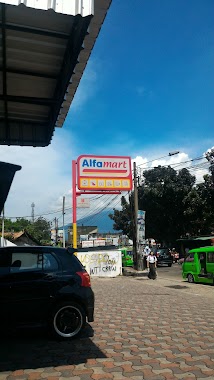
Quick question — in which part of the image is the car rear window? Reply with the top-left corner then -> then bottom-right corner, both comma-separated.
69,255 -> 85,271
10,251 -> 59,272
54,249 -> 84,272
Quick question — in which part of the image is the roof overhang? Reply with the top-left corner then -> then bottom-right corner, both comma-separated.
0,0 -> 112,146
0,161 -> 21,214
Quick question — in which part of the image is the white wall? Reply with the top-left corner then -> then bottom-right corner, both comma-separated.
77,250 -> 122,277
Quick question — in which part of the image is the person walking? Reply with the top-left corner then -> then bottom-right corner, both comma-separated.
143,245 -> 151,268
147,251 -> 157,280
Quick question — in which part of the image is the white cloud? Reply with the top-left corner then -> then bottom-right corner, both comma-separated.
0,131 -> 76,220
1,141 -> 212,222
151,152 -> 189,167
131,151 -> 210,184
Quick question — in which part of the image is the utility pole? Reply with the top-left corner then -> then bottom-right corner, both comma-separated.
62,196 -> 65,248
133,162 -> 139,270
54,217 -> 58,246
1,207 -> 5,247
31,202 -> 35,223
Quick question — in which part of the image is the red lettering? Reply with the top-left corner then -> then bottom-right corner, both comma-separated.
104,162 -> 112,168
103,160 -> 127,169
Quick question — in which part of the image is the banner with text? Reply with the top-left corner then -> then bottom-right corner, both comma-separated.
77,250 -> 122,277
137,210 -> 146,244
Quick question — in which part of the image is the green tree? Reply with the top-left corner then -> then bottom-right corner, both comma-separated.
109,195 -> 133,239
26,217 -> 51,244
138,167 -> 196,244
109,166 -> 197,245
0,217 -> 31,232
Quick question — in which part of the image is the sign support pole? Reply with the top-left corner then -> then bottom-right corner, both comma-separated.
133,162 -> 139,270
72,160 -> 77,251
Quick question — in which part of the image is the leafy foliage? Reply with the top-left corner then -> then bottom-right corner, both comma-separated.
109,196 -> 134,239
0,216 -> 51,245
109,165 -> 214,245
26,217 -> 51,244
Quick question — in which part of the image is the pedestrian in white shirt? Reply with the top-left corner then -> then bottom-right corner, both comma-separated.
143,245 -> 151,268
147,251 -> 157,280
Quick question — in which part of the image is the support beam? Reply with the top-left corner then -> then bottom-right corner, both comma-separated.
47,15 -> 92,140
1,3 -> 9,140
0,68 -> 58,80
0,22 -> 69,39
0,95 -> 57,105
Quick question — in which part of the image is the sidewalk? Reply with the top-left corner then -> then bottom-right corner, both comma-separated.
123,266 -> 148,277
0,276 -> 213,380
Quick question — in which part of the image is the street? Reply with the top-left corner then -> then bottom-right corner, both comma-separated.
0,266 -> 213,380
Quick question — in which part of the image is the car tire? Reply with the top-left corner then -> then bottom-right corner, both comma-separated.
50,301 -> 86,340
168,264 -> 172,267
187,274 -> 194,283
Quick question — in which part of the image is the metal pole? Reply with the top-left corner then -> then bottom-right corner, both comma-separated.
62,196 -> 65,248
133,162 -> 139,270
1,207 -> 5,247
54,217 -> 58,246
72,160 -> 77,252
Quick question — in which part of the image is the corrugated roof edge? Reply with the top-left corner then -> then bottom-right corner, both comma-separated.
56,0 -> 112,129
0,0 -> 94,17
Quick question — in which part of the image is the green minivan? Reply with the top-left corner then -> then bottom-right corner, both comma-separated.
120,247 -> 134,267
182,246 -> 214,284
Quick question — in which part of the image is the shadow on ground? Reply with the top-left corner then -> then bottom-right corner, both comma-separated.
0,324 -> 106,372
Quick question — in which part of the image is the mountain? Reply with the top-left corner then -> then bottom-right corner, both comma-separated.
77,209 -> 118,233
60,209 -> 120,235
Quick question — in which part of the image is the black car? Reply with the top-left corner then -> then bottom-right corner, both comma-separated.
156,248 -> 173,267
0,246 -> 94,339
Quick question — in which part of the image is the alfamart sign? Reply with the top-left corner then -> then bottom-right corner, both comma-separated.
77,155 -> 132,191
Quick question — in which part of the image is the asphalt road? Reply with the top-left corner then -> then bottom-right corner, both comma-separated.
156,262 -> 183,280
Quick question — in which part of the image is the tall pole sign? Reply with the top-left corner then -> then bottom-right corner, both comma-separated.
77,155 -> 132,191
72,160 -> 77,250
72,155 -> 132,250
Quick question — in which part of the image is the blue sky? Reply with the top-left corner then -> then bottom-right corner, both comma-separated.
65,0 -> 213,157
1,0 -> 214,220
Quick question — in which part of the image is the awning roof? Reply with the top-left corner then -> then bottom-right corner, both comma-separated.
0,0 -> 112,146
177,236 -> 214,241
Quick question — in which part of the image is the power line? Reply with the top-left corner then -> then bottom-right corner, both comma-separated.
138,155 -> 205,172
63,194 -> 113,225
4,194 -> 106,219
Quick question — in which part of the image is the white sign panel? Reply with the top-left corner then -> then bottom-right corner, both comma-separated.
77,155 -> 132,191
77,197 -> 90,208
81,240 -> 93,248
77,250 -> 122,277
94,239 -> 105,247
137,210 -> 146,244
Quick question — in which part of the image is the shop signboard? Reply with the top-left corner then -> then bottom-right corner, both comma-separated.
77,155 -> 132,191
81,240 -> 93,248
77,197 -> 90,208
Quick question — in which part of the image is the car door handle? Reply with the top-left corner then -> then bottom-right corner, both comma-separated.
45,275 -> 55,281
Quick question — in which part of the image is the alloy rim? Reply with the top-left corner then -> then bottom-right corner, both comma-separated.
53,305 -> 83,338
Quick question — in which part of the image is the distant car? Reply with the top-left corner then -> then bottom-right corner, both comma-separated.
0,246 -> 94,339
120,247 -> 134,267
156,248 -> 173,267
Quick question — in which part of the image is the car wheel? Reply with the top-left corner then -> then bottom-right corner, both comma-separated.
168,264 -> 172,267
50,301 -> 86,339
187,274 -> 194,283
